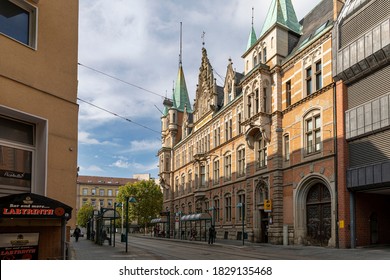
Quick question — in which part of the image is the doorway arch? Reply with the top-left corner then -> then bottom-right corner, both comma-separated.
294,174 -> 336,247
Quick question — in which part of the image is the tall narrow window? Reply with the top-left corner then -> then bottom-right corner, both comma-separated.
247,96 -> 252,118
315,61 -> 322,91
237,146 -> 246,177
286,80 -> 292,107
284,134 -> 290,161
255,89 -> 260,113
263,87 -> 267,112
237,193 -> 246,221
263,47 -> 267,62
306,67 -> 312,95
237,112 -> 242,134
225,195 -> 232,222
213,158 -> 220,184
306,114 -> 321,154
200,165 -> 206,187
213,197 -> 220,221
256,136 -> 267,168
224,153 -> 232,181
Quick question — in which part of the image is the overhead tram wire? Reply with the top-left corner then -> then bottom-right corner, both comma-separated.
77,97 -> 161,135
77,62 -> 169,100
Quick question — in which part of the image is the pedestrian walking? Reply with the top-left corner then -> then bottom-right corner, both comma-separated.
73,226 -> 81,242
208,225 -> 216,244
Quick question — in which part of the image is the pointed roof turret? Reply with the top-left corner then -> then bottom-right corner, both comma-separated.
246,7 -> 257,51
173,63 -> 192,113
260,0 -> 301,37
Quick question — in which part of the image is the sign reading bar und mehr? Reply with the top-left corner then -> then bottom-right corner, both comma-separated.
0,193 -> 72,220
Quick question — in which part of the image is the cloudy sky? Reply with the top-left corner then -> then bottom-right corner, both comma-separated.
77,0 -> 322,179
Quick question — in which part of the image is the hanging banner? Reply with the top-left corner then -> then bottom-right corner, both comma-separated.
0,233 -> 39,260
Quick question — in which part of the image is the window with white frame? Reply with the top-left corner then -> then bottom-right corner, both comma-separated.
0,116 -> 34,194
305,111 -> 322,154
107,199 -> 112,207
99,189 -> 104,196
0,0 -> 37,48
82,188 -> 88,195
108,189 -> 113,196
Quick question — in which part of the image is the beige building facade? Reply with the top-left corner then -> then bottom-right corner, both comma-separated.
0,0 -> 79,259
76,175 -> 138,215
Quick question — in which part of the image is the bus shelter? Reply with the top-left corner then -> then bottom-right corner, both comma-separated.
180,213 -> 211,242
95,208 -> 120,246
150,217 -> 168,237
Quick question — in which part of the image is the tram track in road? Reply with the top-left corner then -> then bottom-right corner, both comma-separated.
126,236 -> 273,260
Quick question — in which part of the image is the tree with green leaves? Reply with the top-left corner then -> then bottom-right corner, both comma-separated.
117,180 -> 163,227
76,203 -> 94,227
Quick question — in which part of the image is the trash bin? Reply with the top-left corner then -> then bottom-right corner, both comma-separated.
121,234 -> 126,242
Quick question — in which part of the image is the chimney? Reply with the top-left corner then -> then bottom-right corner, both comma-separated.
334,0 -> 345,21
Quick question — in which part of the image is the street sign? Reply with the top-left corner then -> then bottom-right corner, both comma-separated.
264,199 -> 272,212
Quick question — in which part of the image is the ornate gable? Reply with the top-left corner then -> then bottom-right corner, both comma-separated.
193,48 -> 218,122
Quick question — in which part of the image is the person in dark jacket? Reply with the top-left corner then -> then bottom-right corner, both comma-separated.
74,226 -> 81,242
208,225 -> 216,244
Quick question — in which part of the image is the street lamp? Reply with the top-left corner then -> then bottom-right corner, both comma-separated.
125,196 -> 137,253
237,202 -> 245,246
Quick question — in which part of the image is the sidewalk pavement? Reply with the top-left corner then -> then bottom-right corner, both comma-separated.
69,233 -> 390,260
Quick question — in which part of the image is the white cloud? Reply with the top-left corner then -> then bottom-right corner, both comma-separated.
79,165 -> 104,173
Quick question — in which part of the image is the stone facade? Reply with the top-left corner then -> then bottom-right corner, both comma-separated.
159,0 -> 340,246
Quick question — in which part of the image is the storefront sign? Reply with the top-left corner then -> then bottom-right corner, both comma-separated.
0,193 -> 72,220
0,233 -> 39,260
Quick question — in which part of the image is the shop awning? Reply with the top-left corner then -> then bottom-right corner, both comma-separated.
180,213 -> 211,221
150,217 -> 167,223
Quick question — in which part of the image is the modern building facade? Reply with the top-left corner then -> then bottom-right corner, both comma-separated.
0,0 -> 79,259
333,0 -> 390,248
159,0 -> 343,246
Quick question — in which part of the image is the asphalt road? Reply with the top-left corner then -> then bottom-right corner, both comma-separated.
70,234 -> 390,260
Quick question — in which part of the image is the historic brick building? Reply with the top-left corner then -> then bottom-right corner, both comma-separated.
333,0 -> 390,248
0,0 -> 78,259
159,0 -> 343,246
